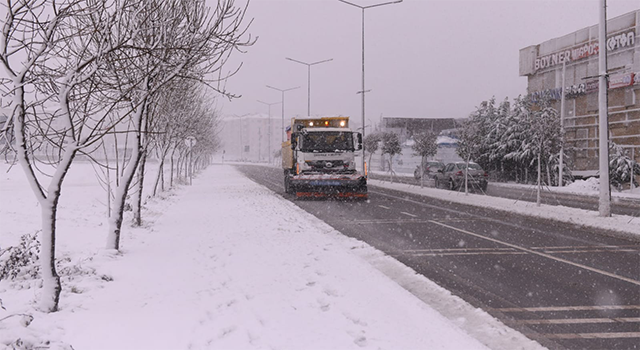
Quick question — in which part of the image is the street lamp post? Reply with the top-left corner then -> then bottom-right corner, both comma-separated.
266,85 -> 300,143
338,0 -> 402,174
257,100 -> 281,164
597,0 -> 611,217
285,57 -> 333,116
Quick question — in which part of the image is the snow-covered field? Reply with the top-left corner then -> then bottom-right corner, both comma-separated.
0,162 -> 545,350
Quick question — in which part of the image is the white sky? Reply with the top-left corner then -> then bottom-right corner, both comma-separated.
217,0 -> 640,128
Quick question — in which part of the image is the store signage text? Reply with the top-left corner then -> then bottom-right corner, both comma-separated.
530,83 -> 586,102
609,72 -> 635,89
534,29 -> 635,71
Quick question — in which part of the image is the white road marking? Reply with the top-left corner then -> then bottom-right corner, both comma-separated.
514,317 -> 640,325
428,220 -> 640,286
412,251 -> 527,257
378,205 -> 391,209
531,245 -> 640,250
400,211 -> 418,218
405,247 -> 516,252
544,249 -> 638,254
533,332 -> 640,339
495,305 -> 640,312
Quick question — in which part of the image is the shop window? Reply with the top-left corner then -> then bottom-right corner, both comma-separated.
587,93 -> 598,111
576,128 -> 589,139
624,88 -> 635,107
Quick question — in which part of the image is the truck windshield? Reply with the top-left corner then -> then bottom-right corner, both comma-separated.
300,131 -> 354,152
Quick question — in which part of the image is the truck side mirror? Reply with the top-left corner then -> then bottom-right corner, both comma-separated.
355,133 -> 362,151
290,133 -> 297,150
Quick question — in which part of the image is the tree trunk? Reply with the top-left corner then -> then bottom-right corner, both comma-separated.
420,155 -> 424,188
153,157 -> 165,197
170,147 -> 176,188
465,155 -> 470,195
537,152 -> 542,206
132,149 -> 147,226
12,82 -> 79,312
107,103 -> 145,250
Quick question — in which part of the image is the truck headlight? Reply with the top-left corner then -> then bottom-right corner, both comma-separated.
300,161 -> 311,170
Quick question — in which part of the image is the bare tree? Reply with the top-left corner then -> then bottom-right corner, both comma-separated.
102,0 -> 254,250
411,132 -> 438,188
0,0 -> 138,312
381,132 -> 401,182
363,133 -> 381,173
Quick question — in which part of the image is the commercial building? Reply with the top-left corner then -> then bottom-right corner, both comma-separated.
519,9 -> 640,178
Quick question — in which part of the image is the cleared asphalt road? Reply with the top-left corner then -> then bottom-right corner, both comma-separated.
236,164 -> 640,350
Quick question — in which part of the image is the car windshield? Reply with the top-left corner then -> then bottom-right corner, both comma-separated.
299,131 -> 354,152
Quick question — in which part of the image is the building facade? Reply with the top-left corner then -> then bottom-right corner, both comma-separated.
519,9 -> 640,177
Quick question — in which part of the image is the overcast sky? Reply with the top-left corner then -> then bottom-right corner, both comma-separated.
217,0 -> 639,128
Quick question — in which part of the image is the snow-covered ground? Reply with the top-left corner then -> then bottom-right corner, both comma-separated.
0,162 -> 545,350
492,177 -> 640,200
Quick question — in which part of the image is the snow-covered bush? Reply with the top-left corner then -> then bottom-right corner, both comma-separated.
0,233 -> 40,282
609,142 -> 640,190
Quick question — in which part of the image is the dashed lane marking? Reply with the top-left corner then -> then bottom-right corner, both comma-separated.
408,251 -> 527,257
428,220 -> 640,287
530,332 -> 640,339
543,248 -> 638,254
493,305 -> 640,312
513,317 -> 640,325
404,247 -> 517,252
531,245 -> 640,250
400,211 -> 418,218
351,219 -> 433,224
378,205 -> 391,209
397,247 -> 527,257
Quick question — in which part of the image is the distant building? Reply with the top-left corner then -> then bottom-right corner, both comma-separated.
220,114 -> 281,163
519,9 -> 639,178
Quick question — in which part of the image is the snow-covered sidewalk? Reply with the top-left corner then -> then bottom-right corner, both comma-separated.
1,164 -> 545,349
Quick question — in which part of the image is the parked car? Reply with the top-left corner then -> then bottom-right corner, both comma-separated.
434,162 -> 488,191
414,161 -> 445,180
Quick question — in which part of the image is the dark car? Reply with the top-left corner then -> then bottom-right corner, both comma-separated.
434,162 -> 488,191
414,161 -> 445,180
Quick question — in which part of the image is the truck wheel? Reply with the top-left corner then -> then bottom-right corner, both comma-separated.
284,174 -> 292,194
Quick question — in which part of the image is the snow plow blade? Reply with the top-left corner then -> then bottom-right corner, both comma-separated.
290,173 -> 367,200
296,191 -> 368,200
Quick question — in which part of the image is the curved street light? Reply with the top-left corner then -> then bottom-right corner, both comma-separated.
285,57 -> 333,116
266,85 -> 300,142
257,100 -> 281,164
338,0 -> 402,174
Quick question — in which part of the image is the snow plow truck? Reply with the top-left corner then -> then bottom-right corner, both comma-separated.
282,116 -> 368,199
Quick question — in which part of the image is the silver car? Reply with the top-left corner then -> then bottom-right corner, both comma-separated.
414,161 -> 445,180
434,162 -> 488,191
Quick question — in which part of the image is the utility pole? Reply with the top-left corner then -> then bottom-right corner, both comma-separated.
285,57 -> 333,116
598,0 -> 611,217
